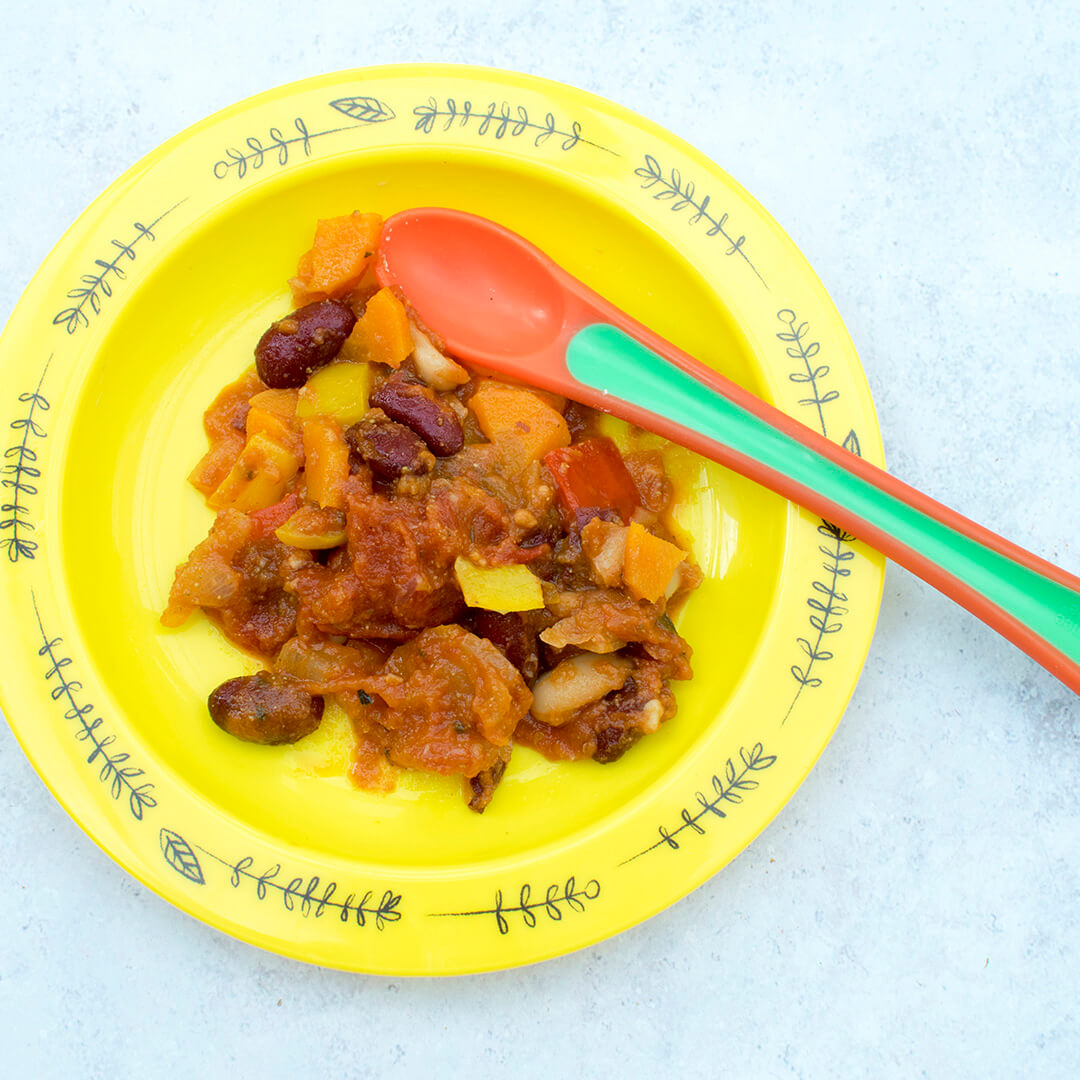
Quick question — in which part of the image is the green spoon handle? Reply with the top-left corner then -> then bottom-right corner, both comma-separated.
566,323 -> 1080,695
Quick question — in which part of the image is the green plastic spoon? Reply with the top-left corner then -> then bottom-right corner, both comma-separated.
376,207 -> 1080,695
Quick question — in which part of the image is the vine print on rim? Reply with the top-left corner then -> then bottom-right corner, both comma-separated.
774,307 -> 864,722
52,202 -> 186,334
0,66 -> 886,974
634,154 -> 766,286
621,743 -> 778,862
2,356 -> 50,563
158,827 -> 404,929
212,97 -> 395,180
34,593 -> 158,820
431,878 -> 601,936
412,97 -> 615,154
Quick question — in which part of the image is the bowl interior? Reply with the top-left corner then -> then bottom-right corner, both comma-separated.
59,148 -> 788,869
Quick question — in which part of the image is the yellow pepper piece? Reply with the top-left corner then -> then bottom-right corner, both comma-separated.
208,432 -> 302,512
296,361 -> 371,425
453,557 -> 545,613
275,507 -> 347,550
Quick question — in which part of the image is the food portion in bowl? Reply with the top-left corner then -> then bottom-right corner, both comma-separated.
162,211 -> 701,811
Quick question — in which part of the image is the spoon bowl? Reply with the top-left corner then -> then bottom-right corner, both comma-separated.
379,208 -> 566,360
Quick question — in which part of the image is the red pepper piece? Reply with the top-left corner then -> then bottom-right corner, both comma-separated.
543,437 -> 640,523
247,492 -> 301,539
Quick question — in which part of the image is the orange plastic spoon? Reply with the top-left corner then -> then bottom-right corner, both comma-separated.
377,207 -> 1080,694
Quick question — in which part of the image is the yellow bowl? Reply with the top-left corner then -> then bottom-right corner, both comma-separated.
0,65 -> 884,973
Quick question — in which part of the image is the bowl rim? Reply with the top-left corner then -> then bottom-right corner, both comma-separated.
0,63 -> 885,974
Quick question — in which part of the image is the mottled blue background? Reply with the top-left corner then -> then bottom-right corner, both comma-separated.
2,1 -> 1079,1076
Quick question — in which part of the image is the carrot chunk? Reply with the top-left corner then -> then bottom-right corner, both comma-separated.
470,380 -> 571,470
360,288 -> 413,368
290,212 -> 382,303
622,522 -> 687,603
302,416 -> 350,510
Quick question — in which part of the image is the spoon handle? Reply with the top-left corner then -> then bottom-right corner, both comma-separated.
565,323 -> 1080,695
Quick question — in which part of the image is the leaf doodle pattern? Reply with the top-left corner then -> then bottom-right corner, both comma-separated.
781,423 -> 863,722
779,309 -> 837,437
430,877 -> 601,936
773,302 -> 864,720
33,593 -> 157,820
195,847 -> 402,929
412,98 -> 616,154
214,117 -> 346,179
328,96 -> 396,124
210,98 -> 393,182
52,203 -> 185,334
784,517 -> 857,721
2,357 -> 50,562
634,155 -> 766,286
621,745 -> 777,862
160,828 -> 205,885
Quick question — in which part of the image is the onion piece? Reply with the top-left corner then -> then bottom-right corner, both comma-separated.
409,323 -> 469,391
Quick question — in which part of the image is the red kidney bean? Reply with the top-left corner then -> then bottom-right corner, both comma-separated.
255,299 -> 356,388
593,721 -> 643,764
345,413 -> 435,480
208,671 -> 323,744
466,610 -> 540,684
370,373 -> 464,456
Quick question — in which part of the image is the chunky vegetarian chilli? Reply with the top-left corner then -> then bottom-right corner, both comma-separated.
162,211 -> 701,812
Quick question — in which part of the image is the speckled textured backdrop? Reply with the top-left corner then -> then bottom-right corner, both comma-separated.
2,2 -> 1079,1076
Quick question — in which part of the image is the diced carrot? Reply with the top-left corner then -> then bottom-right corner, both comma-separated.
302,416 -> 350,510
290,212 -> 382,303
622,521 -> 687,603
190,371 -> 269,495
248,388 -> 299,421
245,390 -> 301,461
481,376 -> 565,413
246,405 -> 302,458
362,288 -> 413,368
543,437 -> 640,523
469,380 -> 571,471
335,287 -> 413,368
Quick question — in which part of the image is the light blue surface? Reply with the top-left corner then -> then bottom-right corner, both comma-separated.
2,2 -> 1079,1077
